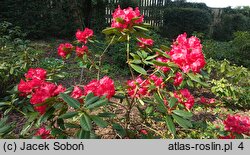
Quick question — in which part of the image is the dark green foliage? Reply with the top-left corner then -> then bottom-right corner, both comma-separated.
210,7 -> 250,41
0,22 -> 43,97
0,0 -> 78,39
162,7 -> 211,39
203,31 -> 250,68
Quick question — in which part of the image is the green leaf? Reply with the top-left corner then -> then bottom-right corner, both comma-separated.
153,48 -> 171,59
98,112 -> 116,118
220,62 -> 227,73
130,64 -> 147,75
78,129 -> 90,139
85,96 -> 100,107
112,123 -> 126,137
187,79 -> 194,87
0,102 -> 11,107
173,110 -> 193,119
116,17 -> 124,23
0,117 -> 8,128
85,92 -> 94,101
57,119 -> 65,130
153,93 -> 167,113
145,55 -> 158,61
172,114 -> 193,129
38,107 -> 55,124
165,115 -> 176,136
102,27 -> 117,35
187,72 -> 209,87
160,45 -> 171,51
169,97 -> 178,108
152,60 -> 168,66
65,123 -> 81,129
85,97 -> 108,110
113,95 -> 125,100
80,114 -> 92,131
145,106 -> 154,114
131,59 -> 142,64
27,112 -> 39,122
51,128 -> 65,137
90,115 -> 108,128
0,125 -> 13,136
59,112 -> 78,119
59,93 -> 80,109
133,26 -> 149,32
117,35 -> 127,42
20,121 -> 34,135
141,50 -> 148,58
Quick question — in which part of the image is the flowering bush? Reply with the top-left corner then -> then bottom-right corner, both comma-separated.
0,6 -> 249,139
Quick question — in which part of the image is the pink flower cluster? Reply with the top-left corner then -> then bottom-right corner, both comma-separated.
127,77 -> 149,98
76,28 -> 94,44
71,86 -> 84,102
76,46 -> 88,57
223,115 -> 250,135
137,38 -> 154,48
127,75 -> 164,98
169,33 -> 206,73
57,28 -> 93,59
173,72 -> 183,86
34,127 -> 51,139
18,68 -> 66,114
199,96 -> 216,104
57,43 -> 74,59
111,5 -> 144,29
83,76 -> 115,99
174,89 -> 195,109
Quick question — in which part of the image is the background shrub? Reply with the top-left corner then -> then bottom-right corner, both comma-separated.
162,7 -> 211,39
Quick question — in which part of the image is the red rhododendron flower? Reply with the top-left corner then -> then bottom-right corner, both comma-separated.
53,84 -> 66,96
18,68 -> 65,114
140,129 -> 148,135
199,96 -> 216,104
155,57 -> 170,73
173,72 -> 183,86
127,77 -> 149,98
200,96 -> 207,104
111,5 -> 144,30
18,79 -> 34,93
29,82 -> 65,114
34,105 -> 47,115
174,89 -> 195,109
84,76 -> 115,99
209,98 -> 216,104
30,89 -> 51,105
224,115 -> 250,135
76,28 -> 93,44
25,68 -> 47,80
137,38 -> 154,48
18,79 -> 44,94
76,46 -> 88,57
57,43 -> 74,59
149,74 -> 164,88
169,33 -> 205,73
35,127 -> 51,139
71,86 -> 84,100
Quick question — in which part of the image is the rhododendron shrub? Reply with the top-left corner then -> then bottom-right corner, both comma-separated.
7,6 -> 243,139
